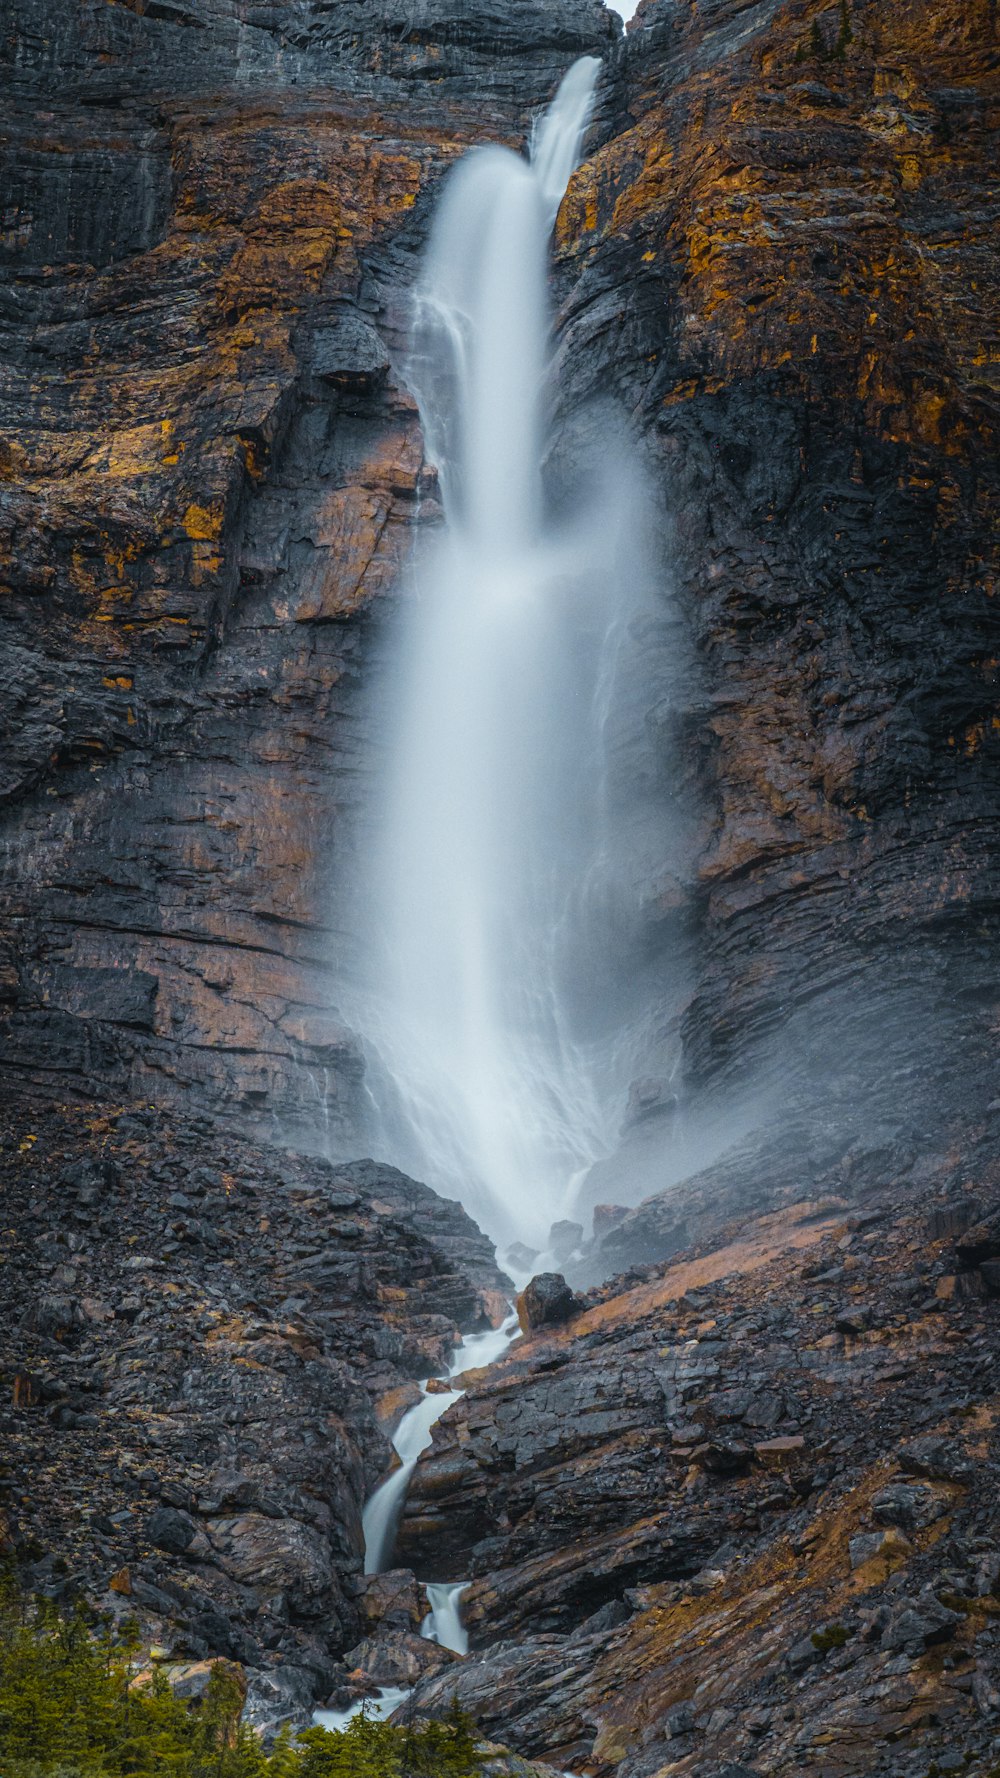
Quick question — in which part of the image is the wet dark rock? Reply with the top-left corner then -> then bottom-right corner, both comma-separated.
880,1596 -> 962,1654
398,1163 -> 1000,1770
506,1242 -> 541,1274
834,1306 -> 869,1336
786,1635 -> 823,1671
701,1440 -> 752,1478
955,1212 -> 1000,1268
0,0 -> 614,1152
517,1273 -> 582,1332
592,1204 -> 628,1241
848,1530 -> 908,1570
2,0 -> 1000,1770
345,1628 -> 456,1688
356,1568 -> 423,1633
871,1484 -> 948,1533
621,1078 -> 678,1132
548,1221 -> 584,1262
243,1665 -> 317,1742
22,1296 -> 87,1343
0,1096 -> 501,1731
979,1259 -> 1000,1296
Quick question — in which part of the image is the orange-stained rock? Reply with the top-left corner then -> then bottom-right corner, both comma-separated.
0,0 -> 616,1141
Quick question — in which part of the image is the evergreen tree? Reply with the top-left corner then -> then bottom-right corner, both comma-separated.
0,1585 -> 486,1778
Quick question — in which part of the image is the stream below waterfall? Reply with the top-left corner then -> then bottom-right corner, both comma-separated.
314,1312 -> 520,1732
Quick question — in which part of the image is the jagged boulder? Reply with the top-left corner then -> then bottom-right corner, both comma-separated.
517,1273 -> 583,1332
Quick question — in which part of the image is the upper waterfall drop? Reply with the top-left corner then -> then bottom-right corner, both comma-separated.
347,58 -> 666,1251
531,55 -> 603,224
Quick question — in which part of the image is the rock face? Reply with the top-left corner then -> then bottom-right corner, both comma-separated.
2,0 -> 998,1212
0,0 -> 615,1144
0,1089 -> 503,1727
401,1146 -> 1000,1774
550,0 -> 1000,1211
2,0 -> 997,1218
3,0 -> 1000,1770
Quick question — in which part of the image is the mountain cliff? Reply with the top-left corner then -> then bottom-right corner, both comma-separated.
0,0 -> 614,1143
2,0 -> 1000,1769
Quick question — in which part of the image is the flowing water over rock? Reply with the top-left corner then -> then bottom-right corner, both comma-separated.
421,1583 -> 469,1657
322,1311 -> 519,1729
362,1313 -> 519,1575
348,57 -> 669,1251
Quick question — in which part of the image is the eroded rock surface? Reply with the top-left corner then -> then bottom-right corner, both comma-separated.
401,1142 -> 1000,1774
0,0 -> 615,1143
0,1091 -> 502,1729
550,0 -> 1000,1205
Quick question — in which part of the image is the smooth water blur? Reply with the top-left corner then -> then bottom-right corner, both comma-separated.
421,1582 -> 469,1655
362,1382 -> 462,1575
362,1312 -> 520,1575
313,1686 -> 411,1734
350,58 -> 665,1250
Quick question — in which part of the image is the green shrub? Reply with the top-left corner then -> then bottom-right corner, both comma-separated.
810,1622 -> 849,1654
0,1583 -> 485,1778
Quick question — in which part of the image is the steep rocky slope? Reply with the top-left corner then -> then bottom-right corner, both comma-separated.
553,0 -> 1000,1217
0,1086 -> 504,1733
3,0 -> 998,1207
3,0 -> 1000,1770
401,1144 -> 1000,1775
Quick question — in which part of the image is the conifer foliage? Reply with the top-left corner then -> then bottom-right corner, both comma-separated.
0,1583 -> 485,1777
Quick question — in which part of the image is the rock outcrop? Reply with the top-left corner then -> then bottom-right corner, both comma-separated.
0,1089 -> 503,1731
401,1142 -> 1000,1774
0,0 -> 615,1144
3,0 -> 1000,1769
550,0 -> 1000,1215
3,0 -> 999,1216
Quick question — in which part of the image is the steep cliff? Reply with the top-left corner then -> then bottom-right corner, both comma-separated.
3,0 -> 997,1209
554,0 -> 1000,1229
3,0 -> 1000,1768
0,0 -> 615,1144
402,1152 -> 1000,1774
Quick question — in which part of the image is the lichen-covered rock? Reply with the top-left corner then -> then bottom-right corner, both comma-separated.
0,0 -> 614,1141
401,1162 -> 1000,1774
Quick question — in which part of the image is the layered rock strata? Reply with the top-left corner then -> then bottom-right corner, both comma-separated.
401,1135 -> 1000,1775
551,0 -> 1000,1203
0,0 -> 614,1143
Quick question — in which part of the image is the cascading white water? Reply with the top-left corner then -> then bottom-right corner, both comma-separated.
421,1583 -> 469,1656
315,1313 -> 519,1731
362,1382 -> 462,1576
362,1313 -> 520,1575
349,55 -> 665,1252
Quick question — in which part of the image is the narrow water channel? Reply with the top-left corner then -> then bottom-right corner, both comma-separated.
314,1311 -> 520,1731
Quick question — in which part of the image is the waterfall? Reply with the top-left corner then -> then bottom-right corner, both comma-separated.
421,1583 -> 469,1656
362,1313 -> 520,1575
314,1314 -> 519,1731
351,55 -> 663,1251
361,1382 -> 462,1576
